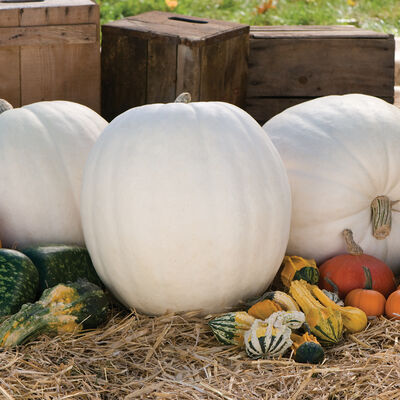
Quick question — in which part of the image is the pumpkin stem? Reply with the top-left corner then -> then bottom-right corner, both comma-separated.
175,92 -> 191,103
362,266 -> 373,290
371,195 -> 391,239
343,229 -> 363,255
0,99 -> 13,114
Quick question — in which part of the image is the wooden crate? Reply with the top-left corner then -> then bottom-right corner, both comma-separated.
0,0 -> 100,112
101,11 -> 249,121
246,25 -> 395,125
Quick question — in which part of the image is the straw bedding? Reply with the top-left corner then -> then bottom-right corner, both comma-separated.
0,303 -> 400,400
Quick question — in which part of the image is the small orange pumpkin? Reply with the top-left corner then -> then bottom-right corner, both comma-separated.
385,290 -> 400,320
344,266 -> 386,317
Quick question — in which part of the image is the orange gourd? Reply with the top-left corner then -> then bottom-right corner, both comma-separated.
385,290 -> 400,320
344,266 -> 386,317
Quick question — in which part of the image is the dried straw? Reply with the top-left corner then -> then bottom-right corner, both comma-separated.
0,303 -> 400,399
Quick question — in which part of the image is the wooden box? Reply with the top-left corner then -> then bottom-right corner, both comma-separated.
101,11 -> 249,121
0,0 -> 100,112
246,25 -> 395,125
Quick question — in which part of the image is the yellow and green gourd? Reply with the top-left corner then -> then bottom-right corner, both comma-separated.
280,256 -> 319,288
208,311 -> 255,346
0,279 -> 109,347
289,279 -> 343,345
291,332 -> 325,364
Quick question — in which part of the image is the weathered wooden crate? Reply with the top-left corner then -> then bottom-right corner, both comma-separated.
101,11 -> 249,121
0,0 -> 100,112
246,25 -> 395,125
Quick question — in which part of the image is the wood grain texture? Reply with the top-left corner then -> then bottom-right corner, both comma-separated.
200,32 -> 248,106
176,44 -> 201,101
248,37 -> 394,98
246,25 -> 395,123
21,43 -> 100,112
0,24 -> 96,46
101,28 -> 147,121
0,46 -> 20,106
0,0 -> 99,26
147,35 -> 178,103
101,11 -> 249,120
123,11 -> 249,44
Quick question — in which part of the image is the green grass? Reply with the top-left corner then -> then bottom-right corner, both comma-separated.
99,0 -> 400,36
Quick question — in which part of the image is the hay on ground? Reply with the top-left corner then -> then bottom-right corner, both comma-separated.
0,306 -> 400,399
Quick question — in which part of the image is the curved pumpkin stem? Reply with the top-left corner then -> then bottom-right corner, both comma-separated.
343,229 -> 363,255
371,195 -> 391,240
175,92 -> 191,103
0,99 -> 13,115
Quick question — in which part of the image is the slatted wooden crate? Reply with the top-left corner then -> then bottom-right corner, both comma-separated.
101,11 -> 249,121
246,25 -> 395,125
0,0 -> 100,112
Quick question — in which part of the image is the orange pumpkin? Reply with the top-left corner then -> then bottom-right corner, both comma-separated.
385,290 -> 400,320
319,230 -> 395,299
344,266 -> 386,317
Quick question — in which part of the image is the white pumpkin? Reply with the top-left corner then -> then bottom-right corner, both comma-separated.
263,94 -> 400,272
81,96 -> 291,315
0,100 -> 108,248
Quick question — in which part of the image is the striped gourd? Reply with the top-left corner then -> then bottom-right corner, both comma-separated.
208,311 -> 255,346
244,319 -> 292,359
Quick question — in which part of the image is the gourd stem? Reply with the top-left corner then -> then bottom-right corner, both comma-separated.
362,266 -> 373,290
0,99 -> 13,115
324,277 -> 339,295
342,229 -> 363,255
174,92 -> 191,103
371,196 -> 391,239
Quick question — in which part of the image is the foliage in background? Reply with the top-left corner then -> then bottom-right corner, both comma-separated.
98,0 -> 400,35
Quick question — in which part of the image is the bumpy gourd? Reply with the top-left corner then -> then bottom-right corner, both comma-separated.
0,279 -> 109,347
208,312 -> 255,346
264,94 -> 400,273
280,256 -> 319,288
0,100 -> 107,247
81,94 -> 291,315
289,280 -> 343,345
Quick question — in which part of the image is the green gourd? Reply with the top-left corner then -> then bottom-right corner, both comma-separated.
0,279 -> 109,347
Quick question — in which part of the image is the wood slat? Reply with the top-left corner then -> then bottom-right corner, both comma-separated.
0,24 -> 97,46
104,11 -> 248,44
21,43 -> 100,112
0,46 -> 20,106
176,44 -> 201,101
250,25 -> 390,39
101,29 -> 147,121
247,37 -> 394,98
200,32 -> 249,106
147,35 -> 178,103
0,0 -> 98,26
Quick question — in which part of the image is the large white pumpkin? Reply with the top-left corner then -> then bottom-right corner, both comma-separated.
263,94 -> 400,272
81,97 -> 291,315
0,100 -> 108,248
